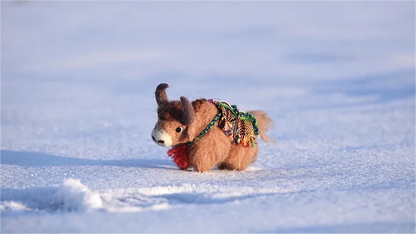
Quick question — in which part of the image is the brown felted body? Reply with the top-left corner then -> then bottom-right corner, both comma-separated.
151,83 -> 274,172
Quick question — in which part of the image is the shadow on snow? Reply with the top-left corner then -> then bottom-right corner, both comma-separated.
0,150 -> 173,169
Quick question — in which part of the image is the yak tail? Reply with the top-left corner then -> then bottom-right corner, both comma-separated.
248,110 -> 275,144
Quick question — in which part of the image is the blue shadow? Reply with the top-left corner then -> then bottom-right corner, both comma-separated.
0,150 -> 173,169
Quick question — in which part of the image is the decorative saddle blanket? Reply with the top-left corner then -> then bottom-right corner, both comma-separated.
209,99 -> 259,147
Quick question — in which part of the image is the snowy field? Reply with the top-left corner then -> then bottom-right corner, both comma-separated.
1,1 -> 415,233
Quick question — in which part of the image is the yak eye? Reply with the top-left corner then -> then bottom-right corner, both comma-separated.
176,127 -> 183,133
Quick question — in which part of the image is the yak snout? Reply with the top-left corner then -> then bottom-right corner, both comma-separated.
151,127 -> 173,147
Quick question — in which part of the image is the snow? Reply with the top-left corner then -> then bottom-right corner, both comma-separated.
1,1 -> 415,233
52,178 -> 103,212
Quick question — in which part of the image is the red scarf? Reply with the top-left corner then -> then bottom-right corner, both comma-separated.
167,144 -> 189,170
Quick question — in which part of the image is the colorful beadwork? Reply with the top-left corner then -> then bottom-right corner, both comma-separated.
185,112 -> 222,146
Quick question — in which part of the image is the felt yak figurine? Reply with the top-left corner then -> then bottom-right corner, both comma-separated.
151,83 -> 274,172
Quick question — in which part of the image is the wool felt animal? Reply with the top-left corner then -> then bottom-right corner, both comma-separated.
151,83 -> 274,172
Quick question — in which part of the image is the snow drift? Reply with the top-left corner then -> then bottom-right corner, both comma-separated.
52,178 -> 103,212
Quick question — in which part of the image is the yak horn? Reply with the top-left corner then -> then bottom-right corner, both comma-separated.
155,83 -> 169,105
180,96 -> 195,125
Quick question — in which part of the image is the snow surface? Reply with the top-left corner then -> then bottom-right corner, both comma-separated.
1,1 -> 415,233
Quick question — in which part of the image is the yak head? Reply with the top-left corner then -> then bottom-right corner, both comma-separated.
151,83 -> 196,147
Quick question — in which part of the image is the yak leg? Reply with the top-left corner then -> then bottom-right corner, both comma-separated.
219,144 -> 259,171
189,130 -> 230,172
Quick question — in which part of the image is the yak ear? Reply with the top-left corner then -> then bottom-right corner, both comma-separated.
155,83 -> 169,105
180,96 -> 195,125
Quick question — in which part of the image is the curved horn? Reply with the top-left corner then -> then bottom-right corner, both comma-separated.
155,83 -> 169,105
180,96 -> 195,125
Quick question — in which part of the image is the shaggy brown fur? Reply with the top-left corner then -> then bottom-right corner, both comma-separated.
151,83 -> 274,172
